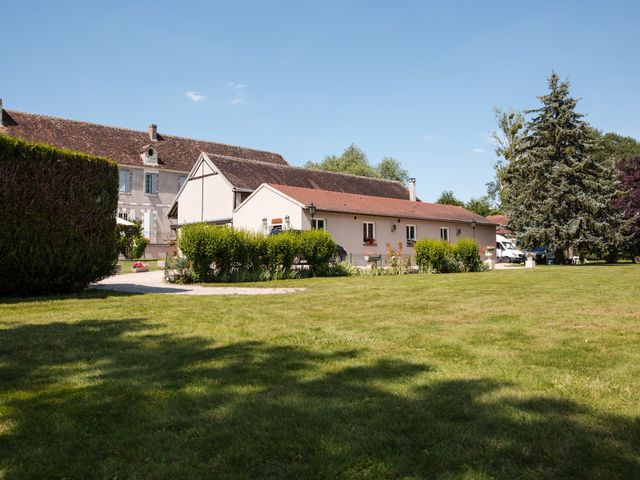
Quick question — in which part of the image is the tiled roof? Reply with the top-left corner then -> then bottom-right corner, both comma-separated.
486,214 -> 508,225
486,214 -> 511,234
0,110 -> 287,171
208,154 -> 410,200
267,184 -> 497,224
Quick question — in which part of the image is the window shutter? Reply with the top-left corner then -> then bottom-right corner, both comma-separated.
127,171 -> 132,193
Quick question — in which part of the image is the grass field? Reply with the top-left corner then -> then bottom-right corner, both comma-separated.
0,266 -> 639,479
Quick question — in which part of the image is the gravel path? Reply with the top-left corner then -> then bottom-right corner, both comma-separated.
92,270 -> 305,296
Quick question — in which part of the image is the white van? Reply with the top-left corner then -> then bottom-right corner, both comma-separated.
496,235 -> 525,263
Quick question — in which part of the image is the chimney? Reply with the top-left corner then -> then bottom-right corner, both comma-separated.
408,177 -> 417,202
149,124 -> 158,141
0,99 -> 4,127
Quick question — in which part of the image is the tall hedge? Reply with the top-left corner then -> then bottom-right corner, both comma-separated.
178,225 -> 337,281
298,229 -> 337,275
0,134 -> 119,295
453,239 -> 482,272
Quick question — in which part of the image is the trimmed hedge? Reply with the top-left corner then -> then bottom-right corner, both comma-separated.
298,229 -> 337,275
415,238 -> 482,273
177,225 -> 337,282
0,134 -> 119,295
453,239 -> 483,272
415,239 -> 455,273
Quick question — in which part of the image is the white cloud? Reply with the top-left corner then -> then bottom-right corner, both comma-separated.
185,91 -> 206,103
228,81 -> 247,90
227,81 -> 247,105
472,148 -> 484,154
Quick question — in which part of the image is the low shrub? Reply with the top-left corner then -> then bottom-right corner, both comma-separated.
299,229 -> 337,276
453,239 -> 482,272
178,223 -> 220,282
265,232 -> 299,276
414,239 -> 454,273
0,134 -> 118,295
117,220 -> 147,260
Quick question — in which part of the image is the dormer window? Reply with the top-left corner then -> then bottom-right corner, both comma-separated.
141,145 -> 159,166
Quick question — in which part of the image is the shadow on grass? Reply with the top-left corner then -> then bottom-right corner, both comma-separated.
0,288 -> 143,304
0,319 -> 638,479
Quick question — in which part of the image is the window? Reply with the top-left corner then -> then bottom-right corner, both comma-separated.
406,225 -> 416,245
178,175 -> 187,190
118,211 -> 128,220
144,173 -> 159,195
119,169 -> 131,193
440,227 -> 449,242
312,218 -> 326,230
363,222 -> 376,245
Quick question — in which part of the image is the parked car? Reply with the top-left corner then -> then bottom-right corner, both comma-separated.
526,246 -> 548,264
496,235 -> 525,263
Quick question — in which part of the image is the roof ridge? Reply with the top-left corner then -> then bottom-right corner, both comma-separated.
206,152 -> 408,187
6,109 -> 285,159
267,183 -> 496,224
269,183 -> 494,221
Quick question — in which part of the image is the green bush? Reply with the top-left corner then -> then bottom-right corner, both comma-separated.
453,239 -> 482,272
117,220 -> 147,259
414,239 -> 454,273
131,236 -> 148,259
179,227 -> 309,282
0,134 -> 118,295
298,229 -> 337,276
178,223 -> 220,281
265,232 -> 299,275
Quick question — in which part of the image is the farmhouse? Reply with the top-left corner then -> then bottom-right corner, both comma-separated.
171,152 -> 496,265
0,101 -> 286,257
234,184 -> 496,264
168,152 -> 410,225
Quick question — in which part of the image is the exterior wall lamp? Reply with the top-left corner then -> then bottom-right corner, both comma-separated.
308,202 -> 316,219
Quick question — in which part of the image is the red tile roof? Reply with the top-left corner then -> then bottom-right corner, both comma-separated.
0,110 -> 287,171
485,214 -> 511,235
208,154 -> 410,200
268,184 -> 497,224
486,214 -> 508,225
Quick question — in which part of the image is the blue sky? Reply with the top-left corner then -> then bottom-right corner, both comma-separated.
3,1 -> 639,201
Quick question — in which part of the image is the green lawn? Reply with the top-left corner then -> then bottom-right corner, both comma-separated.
0,266 -> 639,479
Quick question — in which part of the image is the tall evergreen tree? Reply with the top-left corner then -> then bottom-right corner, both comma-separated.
503,73 -> 623,263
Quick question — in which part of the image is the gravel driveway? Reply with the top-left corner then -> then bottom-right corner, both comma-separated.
92,270 -> 305,296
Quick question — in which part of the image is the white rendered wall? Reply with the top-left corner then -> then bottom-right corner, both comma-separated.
233,187 -> 303,233
177,161 -> 235,225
